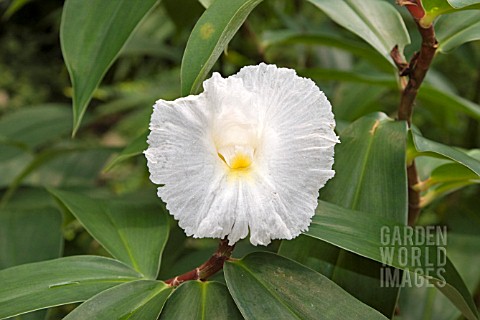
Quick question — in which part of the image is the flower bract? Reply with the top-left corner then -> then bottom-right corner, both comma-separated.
145,63 -> 339,245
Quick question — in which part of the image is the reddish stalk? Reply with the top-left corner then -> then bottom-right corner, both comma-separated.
396,22 -> 438,126
391,16 -> 438,225
164,238 -> 235,286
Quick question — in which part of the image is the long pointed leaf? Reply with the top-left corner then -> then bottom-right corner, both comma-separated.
181,0 -> 263,95
280,112 -> 408,317
103,129 -> 148,172
0,256 -> 142,319
49,189 -> 169,279
60,0 -> 159,135
447,0 -> 480,8
306,0 -> 410,65
224,252 -> 388,320
304,200 -> 479,320
64,280 -> 172,320
436,11 -> 480,52
320,113 -> 408,221
301,68 -> 480,120
412,132 -> 480,176
261,30 -> 392,72
159,281 -> 243,319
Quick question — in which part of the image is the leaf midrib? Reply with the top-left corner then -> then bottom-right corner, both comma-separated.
346,0 -> 390,55
103,209 -> 142,274
232,262 -> 303,320
72,1 -> 125,124
53,193 -> 143,276
123,282 -> 171,320
0,278 -> 138,306
200,282 -> 207,320
439,19 -> 480,51
188,0 -> 263,94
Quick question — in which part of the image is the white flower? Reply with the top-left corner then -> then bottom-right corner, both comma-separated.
145,63 -> 339,246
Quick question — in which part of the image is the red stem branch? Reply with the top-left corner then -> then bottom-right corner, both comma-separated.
164,238 -> 235,286
392,18 -> 438,226
397,22 -> 438,125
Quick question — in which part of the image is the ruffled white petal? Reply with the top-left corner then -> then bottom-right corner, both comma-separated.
145,63 -> 339,245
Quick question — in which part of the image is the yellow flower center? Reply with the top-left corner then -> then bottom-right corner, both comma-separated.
217,145 -> 254,171
213,108 -> 258,174
229,153 -> 252,169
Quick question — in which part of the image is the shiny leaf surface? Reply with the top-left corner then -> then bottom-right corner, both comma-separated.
181,0 -> 263,95
224,252 -> 388,320
160,281 -> 243,319
61,0 -> 158,134
436,11 -> 480,52
302,200 -> 479,320
64,280 -> 172,320
306,0 -> 410,64
0,256 -> 142,319
49,189 -> 169,279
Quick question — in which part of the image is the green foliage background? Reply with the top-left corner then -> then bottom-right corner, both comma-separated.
0,0 -> 479,319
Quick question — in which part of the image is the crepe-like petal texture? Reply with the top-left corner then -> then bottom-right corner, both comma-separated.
145,63 -> 339,246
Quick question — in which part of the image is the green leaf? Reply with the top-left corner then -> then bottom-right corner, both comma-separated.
0,191 -> 62,320
444,234 -> 480,293
159,281 -> 243,319
281,113 -> 407,317
0,150 -> 32,188
0,256 -> 142,319
419,84 -> 480,120
301,68 -> 480,120
0,147 -> 114,207
306,0 -> 410,65
48,189 -> 169,279
0,104 -> 74,189
415,148 -> 480,204
421,179 -> 477,206
305,201 -> 432,269
436,11 -> 480,53
421,0 -> 457,26
447,0 -> 480,8
181,0 -> 263,95
420,0 -> 480,27
198,0 -> 215,8
411,132 -> 480,176
103,129 -> 148,172
418,163 -> 480,190
0,104 -> 72,150
334,83 -> 389,121
414,162 -> 480,205
60,0 -> 159,135
302,200 -> 479,320
64,280 -> 172,320
2,0 -> 32,19
321,113 -> 408,315
0,207 -> 62,270
261,30 -> 392,72
300,68 -> 395,86
25,148 -> 114,187
398,233 -> 480,320
321,112 -> 408,222
224,252 -> 388,319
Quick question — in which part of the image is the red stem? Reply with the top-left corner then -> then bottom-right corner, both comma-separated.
392,16 -> 438,226
397,22 -> 438,126
164,238 -> 235,286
